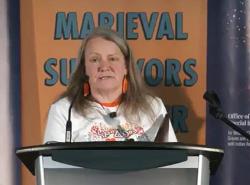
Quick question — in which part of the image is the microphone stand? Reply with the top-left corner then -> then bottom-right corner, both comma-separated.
65,91 -> 78,143
65,76 -> 89,143
204,90 -> 250,141
208,106 -> 250,140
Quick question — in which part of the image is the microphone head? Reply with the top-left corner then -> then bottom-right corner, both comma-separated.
109,112 -> 117,118
203,90 -> 221,108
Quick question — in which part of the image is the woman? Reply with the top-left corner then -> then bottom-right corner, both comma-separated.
44,27 -> 177,143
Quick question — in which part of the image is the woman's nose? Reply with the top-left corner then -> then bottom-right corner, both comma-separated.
98,58 -> 111,72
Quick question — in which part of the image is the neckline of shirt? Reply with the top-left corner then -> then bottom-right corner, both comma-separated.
91,96 -> 122,108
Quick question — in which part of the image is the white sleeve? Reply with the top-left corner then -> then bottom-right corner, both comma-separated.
43,101 -> 68,143
153,97 -> 178,142
165,119 -> 178,142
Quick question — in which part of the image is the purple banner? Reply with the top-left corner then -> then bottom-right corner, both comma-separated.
207,0 -> 250,185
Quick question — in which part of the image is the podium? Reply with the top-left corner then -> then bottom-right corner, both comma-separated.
16,142 -> 223,185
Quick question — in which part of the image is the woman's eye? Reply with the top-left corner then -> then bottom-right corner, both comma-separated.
89,57 -> 99,63
109,57 -> 119,62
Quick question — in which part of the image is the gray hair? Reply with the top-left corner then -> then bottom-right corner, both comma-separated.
61,27 -> 155,122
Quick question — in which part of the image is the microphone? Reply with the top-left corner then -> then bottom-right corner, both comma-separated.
203,90 -> 221,108
117,125 -> 134,141
203,90 -> 224,119
109,112 -> 117,118
65,75 -> 89,143
203,90 -> 250,140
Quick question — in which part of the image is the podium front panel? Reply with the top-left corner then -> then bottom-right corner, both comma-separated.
36,156 -> 204,185
45,168 -> 197,185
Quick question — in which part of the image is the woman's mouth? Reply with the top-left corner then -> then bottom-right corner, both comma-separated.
98,76 -> 114,80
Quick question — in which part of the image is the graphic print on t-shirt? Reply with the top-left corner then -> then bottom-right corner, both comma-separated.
88,122 -> 146,141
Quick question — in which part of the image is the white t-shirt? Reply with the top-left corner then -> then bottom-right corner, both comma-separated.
44,97 -> 177,143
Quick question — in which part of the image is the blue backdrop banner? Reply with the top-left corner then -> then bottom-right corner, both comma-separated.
207,0 -> 250,185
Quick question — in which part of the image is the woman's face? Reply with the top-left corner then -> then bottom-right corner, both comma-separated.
85,37 -> 127,94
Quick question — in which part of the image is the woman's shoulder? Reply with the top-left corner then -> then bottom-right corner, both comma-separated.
145,95 -> 167,115
50,97 -> 70,110
145,95 -> 165,106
